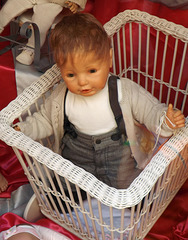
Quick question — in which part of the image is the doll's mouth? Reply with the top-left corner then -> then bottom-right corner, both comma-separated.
81,89 -> 92,94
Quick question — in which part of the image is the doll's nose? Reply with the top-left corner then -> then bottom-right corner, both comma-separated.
77,75 -> 88,86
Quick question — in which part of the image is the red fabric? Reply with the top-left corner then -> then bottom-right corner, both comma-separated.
174,218 -> 188,240
145,179 -> 188,239
0,26 -> 17,110
93,0 -> 188,117
0,25 -> 29,198
93,0 -> 188,27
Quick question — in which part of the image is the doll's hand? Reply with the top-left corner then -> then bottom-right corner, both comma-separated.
166,104 -> 185,129
65,1 -> 79,13
13,125 -> 21,131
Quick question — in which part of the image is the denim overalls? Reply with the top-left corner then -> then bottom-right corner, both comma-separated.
61,75 -> 142,189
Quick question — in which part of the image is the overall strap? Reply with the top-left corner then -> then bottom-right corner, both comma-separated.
63,88 -> 69,129
108,75 -> 127,140
63,88 -> 77,138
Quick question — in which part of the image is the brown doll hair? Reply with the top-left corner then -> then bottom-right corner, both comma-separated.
50,12 -> 111,66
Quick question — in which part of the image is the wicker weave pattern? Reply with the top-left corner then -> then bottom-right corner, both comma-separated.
104,9 -> 188,41
0,61 -> 187,207
0,113 -> 187,208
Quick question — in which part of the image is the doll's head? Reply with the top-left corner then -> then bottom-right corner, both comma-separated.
50,13 -> 112,96
8,232 -> 40,240
3,225 -> 41,240
50,12 -> 111,66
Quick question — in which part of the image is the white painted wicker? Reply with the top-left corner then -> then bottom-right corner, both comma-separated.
0,10 -> 188,240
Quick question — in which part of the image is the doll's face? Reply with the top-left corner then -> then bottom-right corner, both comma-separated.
60,50 -> 112,97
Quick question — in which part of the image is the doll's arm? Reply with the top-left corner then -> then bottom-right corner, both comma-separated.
13,94 -> 55,140
13,125 -> 21,131
12,82 -> 66,141
65,1 -> 79,13
65,0 -> 87,11
50,0 -> 86,11
127,79 -> 185,137
13,106 -> 53,141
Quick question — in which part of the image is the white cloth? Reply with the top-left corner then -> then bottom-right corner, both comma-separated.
35,225 -> 71,240
66,80 -> 121,135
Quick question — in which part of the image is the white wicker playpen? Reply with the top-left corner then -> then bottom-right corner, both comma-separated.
0,10 -> 188,240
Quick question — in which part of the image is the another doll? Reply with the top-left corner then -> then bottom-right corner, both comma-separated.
0,224 -> 71,240
0,0 -> 87,65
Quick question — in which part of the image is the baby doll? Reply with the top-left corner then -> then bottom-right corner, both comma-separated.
0,0 -> 87,65
14,13 -> 185,189
0,224 -> 71,240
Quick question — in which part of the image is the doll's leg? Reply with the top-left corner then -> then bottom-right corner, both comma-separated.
0,172 -> 8,192
29,3 -> 63,47
116,153 -> 142,189
16,3 -> 63,65
0,0 -> 33,34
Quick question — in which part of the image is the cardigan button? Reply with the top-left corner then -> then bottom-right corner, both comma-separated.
95,139 -> 101,144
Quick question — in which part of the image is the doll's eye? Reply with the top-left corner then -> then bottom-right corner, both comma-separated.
90,69 -> 97,73
67,73 -> 74,78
